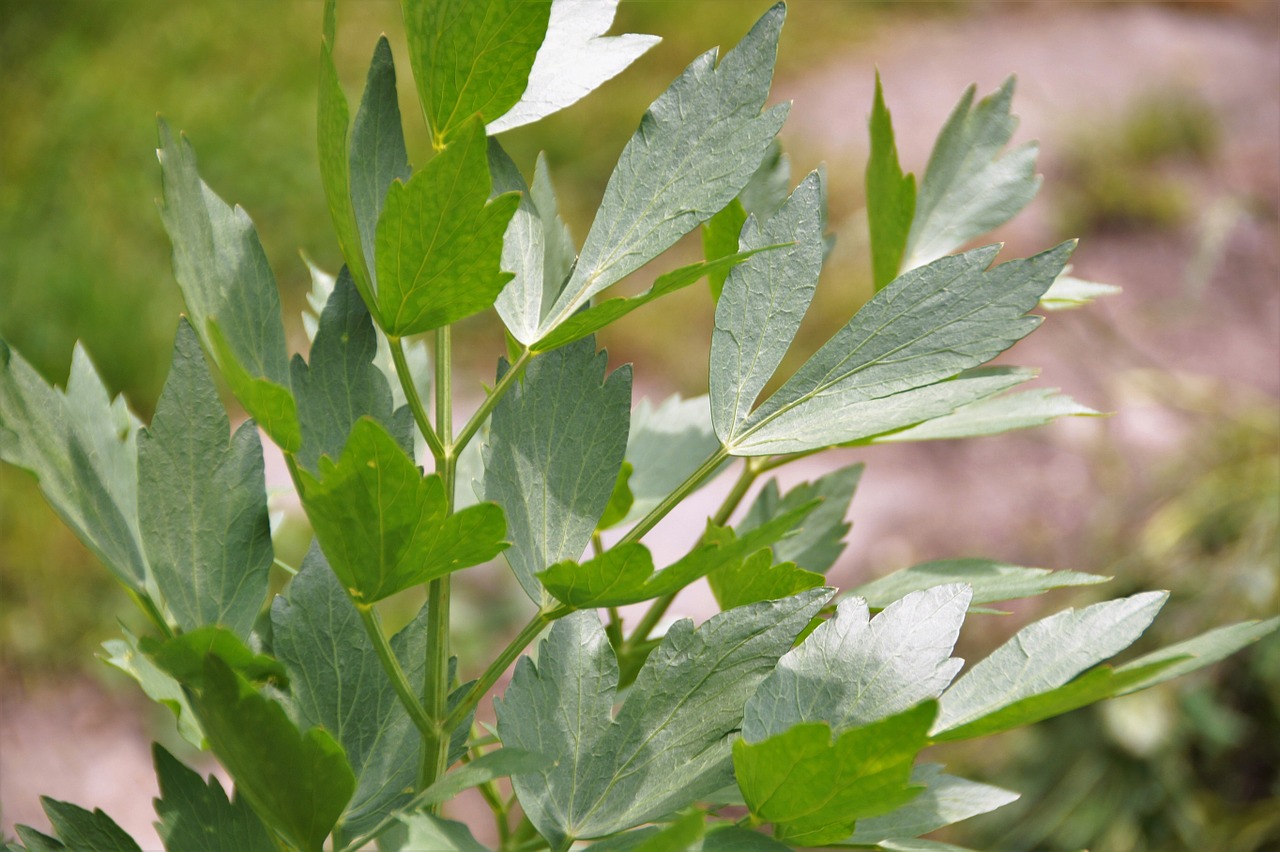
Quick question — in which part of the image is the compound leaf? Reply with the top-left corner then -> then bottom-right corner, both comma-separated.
848,764 -> 1019,844
140,320 -> 272,638
488,0 -> 660,134
375,118 -> 519,336
153,744 -> 274,852
403,0 -> 552,145
484,338 -> 631,602
850,559 -> 1108,611
297,417 -> 508,603
351,36 -> 411,282
737,463 -> 863,573
867,73 -> 917,291
744,587 -> 970,741
902,78 -> 1040,273
537,4 -> 789,337
37,798 -> 141,852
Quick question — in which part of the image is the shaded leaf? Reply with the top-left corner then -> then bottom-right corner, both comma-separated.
622,394 -> 723,525
597,462 -> 635,532
101,627 -> 204,748
145,627 -> 286,690
867,73 -> 917,291
153,744 -> 274,852
317,39 -> 373,306
702,199 -> 746,302
140,320 -> 272,638
381,813 -> 487,852
12,827 -> 63,852
350,36 -> 411,281
849,764 -> 1019,844
207,321 -> 301,453
37,798 -> 140,852
737,463 -> 863,572
416,748 -> 554,807
850,558 -> 1109,611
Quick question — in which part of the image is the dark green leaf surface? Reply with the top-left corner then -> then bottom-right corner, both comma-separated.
147,626 -> 286,690
403,0 -> 552,144
350,36 -> 411,282
597,462 -> 635,531
934,592 -> 1167,734
737,463 -> 863,572
867,74 -> 917,291
708,548 -> 824,611
484,338 -> 631,601
903,78 -> 1040,272
702,199 -> 746,301
850,558 -> 1108,611
291,270 -> 412,472
727,243 -> 1073,455
734,703 -> 935,846
207,321 -> 301,453
13,826 -> 63,852
497,591 -> 830,846
270,545 -> 428,837
849,764 -> 1018,844
538,4 -> 789,337
375,118 -> 520,336
487,0 -> 659,134
299,418 -> 507,603
702,826 -> 793,851
153,744 -> 274,852
0,341 -> 147,593
38,798 -> 141,852
140,320 -> 272,638
744,587 -> 970,741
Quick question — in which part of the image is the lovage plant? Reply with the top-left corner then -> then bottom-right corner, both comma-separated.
2,1 -> 1275,850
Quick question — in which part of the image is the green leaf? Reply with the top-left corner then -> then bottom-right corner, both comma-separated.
156,120 -> 297,447
902,78 -> 1040,272
484,338 -> 631,601
622,395 -> 722,525
849,764 -> 1019,844
146,626 -> 287,689
375,117 -> 520,336
291,269 -> 413,472
597,461 -> 635,531
744,587 -> 970,740
317,40 -> 373,307
101,627 -> 205,748
708,549 -> 824,611
37,798 -> 141,852
0,340 -> 147,594
1113,616 -> 1280,695
497,591 -> 830,846
702,199 -> 746,301
351,36 -> 411,282
416,748 -> 554,807
867,73 -> 917,291
733,703 -> 935,846
489,142 -> 576,346
739,140 -> 794,224
934,591 -> 1168,735
487,0 -> 660,134
538,4 -> 790,338
711,171 -> 826,445
738,463 -> 863,572
852,559 -> 1109,612
161,653 -> 355,852
152,744 -> 274,852
12,826 -> 63,852
725,243 -> 1074,455
879,839 -> 979,852
402,0 -> 552,145
381,813 -> 487,852
699,499 -> 822,608
533,248 -> 777,353
139,320 -> 272,638
872,387 -> 1100,443
271,544 -> 428,837
1040,269 -> 1122,311
702,826 -> 793,851
297,417 -> 508,603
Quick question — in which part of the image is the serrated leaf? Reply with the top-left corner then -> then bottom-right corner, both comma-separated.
488,0 -> 660,134
902,78 -> 1041,273
537,4 -> 790,338
489,142 -> 576,346
159,653 -> 355,852
497,591 -> 830,846
726,243 -> 1074,455
146,626 -> 287,690
867,73 -> 917,291
291,269 -> 413,472
1113,616 -> 1280,695
381,813 -> 487,852
484,337 -> 631,601
934,591 -> 1168,735
101,627 -> 204,748
534,248 -> 778,353
375,118 -> 520,336
36,798 -> 141,852
622,395 -> 723,525
351,36 -> 411,281
298,418 -> 508,603
403,0 -> 552,145
708,548 -> 824,611
733,703 -> 935,846
12,826 -> 62,852
711,171 -> 825,444
849,764 -> 1019,844
851,558 -> 1109,610
872,387 -> 1099,443
744,587 -> 970,741
156,121 -> 297,449
0,340 -> 147,594
152,744 -> 274,852
270,544 -> 427,837
1040,268 -> 1122,311
139,320 -> 272,638
738,463 -> 863,572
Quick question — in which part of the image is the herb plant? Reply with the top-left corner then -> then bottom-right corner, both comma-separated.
1,1 -> 1275,850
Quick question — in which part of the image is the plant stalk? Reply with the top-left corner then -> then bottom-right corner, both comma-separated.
617,446 -> 731,546
388,335 -> 445,462
454,346 -> 532,454
354,603 -> 436,741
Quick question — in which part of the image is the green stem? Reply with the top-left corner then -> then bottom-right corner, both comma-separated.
618,446 -> 731,546
455,347 -> 532,454
388,335 -> 444,462
354,603 -> 435,740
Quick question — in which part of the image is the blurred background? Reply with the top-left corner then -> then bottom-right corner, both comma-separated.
2,0 -> 1277,848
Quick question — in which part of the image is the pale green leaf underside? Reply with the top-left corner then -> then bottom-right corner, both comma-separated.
621,394 -> 722,525
737,462 -> 863,573
872,386 -> 1099,443
1040,269 -> 1122,311
850,559 -> 1109,610
848,764 -> 1019,844
101,628 -> 204,749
